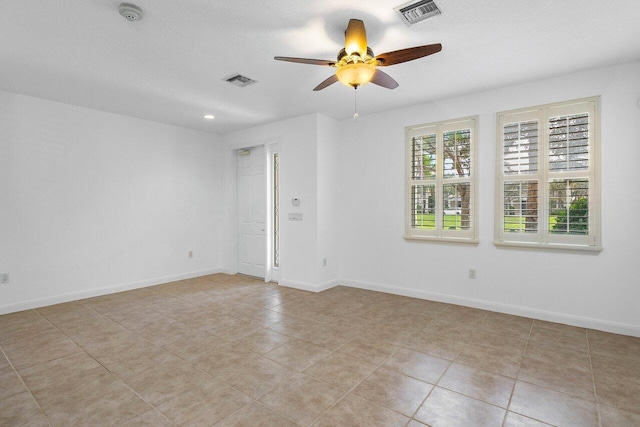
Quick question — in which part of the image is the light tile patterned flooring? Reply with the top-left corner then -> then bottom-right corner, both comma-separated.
1,274 -> 639,426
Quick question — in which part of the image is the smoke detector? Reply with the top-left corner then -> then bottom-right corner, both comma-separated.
119,3 -> 144,22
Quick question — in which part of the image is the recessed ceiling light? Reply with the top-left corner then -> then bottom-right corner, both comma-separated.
204,115 -> 215,120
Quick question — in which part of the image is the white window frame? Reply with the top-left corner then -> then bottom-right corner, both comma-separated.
404,116 -> 479,243
494,96 -> 602,252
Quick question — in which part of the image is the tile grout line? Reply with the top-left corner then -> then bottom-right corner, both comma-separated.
405,307 -> 463,424
3,278 -> 636,426
501,314 -> 535,427
507,320 -> 598,426
93,281 -> 301,426
304,336 -> 404,425
412,309 -> 530,423
0,329 -> 54,427
278,303 -> 429,426
32,308 -> 178,427
164,318 -> 304,426
402,310 -> 562,425
308,304 -> 459,425
396,306 -> 524,423
365,304 -> 515,424
0,277 -> 287,426
585,329 -> 603,427
284,329 -> 376,425
219,312 -> 370,426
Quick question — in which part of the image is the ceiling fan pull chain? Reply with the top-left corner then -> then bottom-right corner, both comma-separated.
353,86 -> 359,121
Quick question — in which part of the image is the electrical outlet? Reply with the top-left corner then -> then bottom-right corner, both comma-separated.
188,251 -> 193,258
469,269 -> 477,279
1,273 -> 9,284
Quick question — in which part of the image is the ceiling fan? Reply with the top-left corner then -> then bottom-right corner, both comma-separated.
275,19 -> 442,91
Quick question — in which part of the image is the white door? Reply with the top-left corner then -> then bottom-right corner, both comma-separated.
237,146 -> 266,278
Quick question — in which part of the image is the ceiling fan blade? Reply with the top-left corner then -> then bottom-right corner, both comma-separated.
345,19 -> 368,57
370,69 -> 399,89
313,74 -> 339,91
375,44 -> 442,66
274,56 -> 335,66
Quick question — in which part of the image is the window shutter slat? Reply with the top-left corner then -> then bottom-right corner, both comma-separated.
443,129 -> 471,178
443,183 -> 471,230
549,179 -> 589,235
548,113 -> 590,171
504,181 -> 538,233
503,120 -> 539,175
412,135 -> 436,180
411,184 -> 436,229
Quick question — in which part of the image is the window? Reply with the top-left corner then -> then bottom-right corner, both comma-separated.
273,152 -> 280,268
405,116 -> 478,243
495,97 -> 601,251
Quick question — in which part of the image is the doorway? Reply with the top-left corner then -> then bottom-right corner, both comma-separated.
236,146 -> 266,278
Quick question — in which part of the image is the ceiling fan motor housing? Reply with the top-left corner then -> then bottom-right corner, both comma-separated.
337,48 -> 376,65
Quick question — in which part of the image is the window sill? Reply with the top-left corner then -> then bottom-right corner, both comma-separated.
493,241 -> 603,253
404,235 -> 479,245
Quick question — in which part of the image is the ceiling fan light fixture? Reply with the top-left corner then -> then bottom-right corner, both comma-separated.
274,18 -> 441,91
336,63 -> 376,88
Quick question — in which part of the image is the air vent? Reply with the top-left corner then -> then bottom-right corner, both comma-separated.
225,74 -> 257,88
394,0 -> 441,26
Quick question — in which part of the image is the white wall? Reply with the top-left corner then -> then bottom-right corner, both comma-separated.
338,60 -> 640,335
0,91 -> 223,313
221,114 -> 317,288
221,113 -> 341,290
3,60 -> 639,337
316,114 -> 341,285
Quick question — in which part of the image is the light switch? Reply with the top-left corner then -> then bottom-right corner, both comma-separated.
292,198 -> 300,206
288,213 -> 303,221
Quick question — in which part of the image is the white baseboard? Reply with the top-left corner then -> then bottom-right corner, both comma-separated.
0,267 -> 224,315
278,279 -> 339,293
4,270 -> 638,338
341,278 -> 640,338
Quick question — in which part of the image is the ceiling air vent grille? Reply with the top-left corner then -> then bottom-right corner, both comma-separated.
225,74 -> 257,88
394,0 -> 441,26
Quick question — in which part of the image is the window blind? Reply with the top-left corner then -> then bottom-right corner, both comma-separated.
503,120 -> 538,175
549,114 -> 589,172
495,96 -> 600,251
406,117 -> 478,242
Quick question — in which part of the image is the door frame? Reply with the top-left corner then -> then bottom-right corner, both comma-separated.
266,142 -> 279,283
225,137 -> 280,283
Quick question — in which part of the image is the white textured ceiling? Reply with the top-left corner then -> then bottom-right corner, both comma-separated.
1,1 -> 639,134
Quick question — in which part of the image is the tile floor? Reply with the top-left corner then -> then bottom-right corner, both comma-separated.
1,273 -> 639,426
